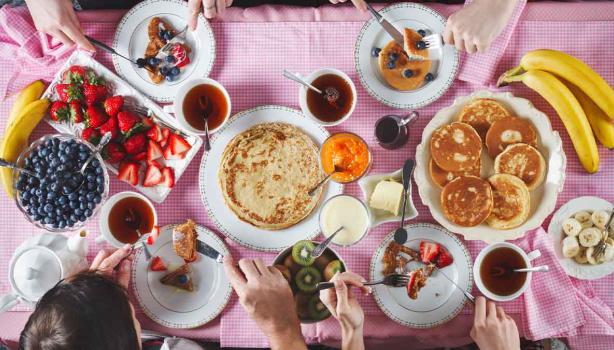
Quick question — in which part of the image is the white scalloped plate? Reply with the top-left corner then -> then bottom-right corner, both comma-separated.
414,90 -> 566,243
354,3 -> 459,109
548,196 -> 614,280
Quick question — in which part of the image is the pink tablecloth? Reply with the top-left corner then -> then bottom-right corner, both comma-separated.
1,2 -> 614,349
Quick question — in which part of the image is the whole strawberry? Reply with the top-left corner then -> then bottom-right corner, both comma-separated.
69,101 -> 83,123
103,143 -> 125,163
99,115 -> 119,140
55,83 -> 83,103
83,82 -> 108,106
49,101 -> 70,121
84,105 -> 108,128
82,127 -> 101,145
123,133 -> 147,155
62,65 -> 88,85
103,96 -> 124,117
117,110 -> 141,134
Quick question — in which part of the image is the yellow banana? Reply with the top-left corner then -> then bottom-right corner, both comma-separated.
499,69 -> 599,173
565,82 -> 614,149
0,99 -> 49,197
499,49 -> 614,120
6,80 -> 46,131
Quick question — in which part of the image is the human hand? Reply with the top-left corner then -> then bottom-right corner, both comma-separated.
470,297 -> 520,350
444,0 -> 519,54
328,0 -> 367,12
223,256 -> 307,350
187,0 -> 233,28
89,245 -> 133,289
24,0 -> 94,51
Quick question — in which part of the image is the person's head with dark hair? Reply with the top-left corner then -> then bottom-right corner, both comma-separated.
19,246 -> 141,350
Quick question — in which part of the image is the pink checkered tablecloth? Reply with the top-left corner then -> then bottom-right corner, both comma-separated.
0,2 -> 614,349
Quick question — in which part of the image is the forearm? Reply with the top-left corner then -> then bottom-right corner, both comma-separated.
341,327 -> 365,350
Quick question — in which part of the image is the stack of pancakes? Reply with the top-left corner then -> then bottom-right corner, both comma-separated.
429,98 -> 547,230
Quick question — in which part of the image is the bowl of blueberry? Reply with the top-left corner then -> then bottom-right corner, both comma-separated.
13,134 -> 109,231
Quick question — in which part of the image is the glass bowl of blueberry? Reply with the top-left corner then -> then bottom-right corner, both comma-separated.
12,134 -> 109,232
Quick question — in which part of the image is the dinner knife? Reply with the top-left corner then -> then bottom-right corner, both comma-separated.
197,241 -> 224,263
433,265 -> 475,304
365,3 -> 404,46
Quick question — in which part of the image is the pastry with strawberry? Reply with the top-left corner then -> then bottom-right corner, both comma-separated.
142,17 -> 191,84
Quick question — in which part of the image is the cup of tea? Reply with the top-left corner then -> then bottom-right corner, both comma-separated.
297,68 -> 357,126
473,242 -> 541,302
163,78 -> 231,135
97,191 -> 157,248
374,111 -> 418,150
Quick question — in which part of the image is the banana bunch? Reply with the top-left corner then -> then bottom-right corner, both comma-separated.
497,49 -> 614,174
0,81 -> 48,197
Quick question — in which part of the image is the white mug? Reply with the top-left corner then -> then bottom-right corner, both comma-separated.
473,242 -> 540,302
297,68 -> 357,127
162,78 -> 231,135
97,191 -> 157,248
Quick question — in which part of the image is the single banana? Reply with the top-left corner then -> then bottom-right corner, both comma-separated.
498,49 -> 614,119
562,236 -> 580,258
498,69 -> 599,173
562,218 -> 582,237
579,227 -> 602,247
6,80 -> 46,131
566,82 -> 614,149
591,210 -> 610,230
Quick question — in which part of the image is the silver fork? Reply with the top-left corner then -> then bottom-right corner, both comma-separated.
159,25 -> 189,55
423,33 -> 443,50
133,106 -> 191,139
593,211 -> 614,260
315,273 -> 410,291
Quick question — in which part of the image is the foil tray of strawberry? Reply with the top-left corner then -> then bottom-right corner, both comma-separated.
41,50 -> 203,203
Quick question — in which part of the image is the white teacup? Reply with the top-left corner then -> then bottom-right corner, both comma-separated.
473,242 -> 541,302
162,78 -> 231,135
97,191 -> 157,248
297,68 -> 357,127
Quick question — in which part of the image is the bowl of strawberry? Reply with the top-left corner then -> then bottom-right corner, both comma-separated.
12,134 -> 109,232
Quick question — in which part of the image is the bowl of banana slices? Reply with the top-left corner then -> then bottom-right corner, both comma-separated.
548,196 -> 614,280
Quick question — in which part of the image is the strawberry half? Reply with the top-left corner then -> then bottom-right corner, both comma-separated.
83,81 -> 108,105
69,101 -> 83,123
49,101 -> 70,121
146,226 -> 162,245
56,83 -> 83,103
84,105 -> 108,128
143,164 -> 164,187
168,133 -> 191,155
141,117 -> 155,129
161,167 -> 175,188
99,115 -> 118,140
117,111 -> 141,134
103,143 -> 125,163
62,65 -> 88,85
131,152 -> 147,161
436,248 -> 454,269
118,162 -> 139,186
146,125 -> 163,142
123,133 -> 147,155
407,270 -> 417,297
148,159 -> 163,169
163,145 -> 187,160
147,140 -> 163,161
103,96 -> 124,117
82,127 -> 101,145
419,241 -> 441,264
150,256 -> 167,271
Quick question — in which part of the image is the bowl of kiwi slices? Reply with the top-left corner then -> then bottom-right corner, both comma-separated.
273,240 -> 346,323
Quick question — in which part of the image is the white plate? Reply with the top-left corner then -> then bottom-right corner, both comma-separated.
548,196 -> 614,280
132,224 -> 232,328
414,90 -> 566,243
199,105 -> 343,252
112,0 -> 216,103
354,3 -> 459,109
370,223 -> 472,328
358,168 -> 418,228
42,50 -> 203,204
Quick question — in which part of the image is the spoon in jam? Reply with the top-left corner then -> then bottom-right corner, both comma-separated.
124,209 -> 153,260
198,96 -> 213,151
282,70 -> 340,105
308,163 -> 342,197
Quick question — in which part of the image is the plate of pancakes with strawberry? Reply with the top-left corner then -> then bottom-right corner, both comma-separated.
415,90 -> 566,242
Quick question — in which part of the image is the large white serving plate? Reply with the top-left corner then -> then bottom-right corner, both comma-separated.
548,196 -> 614,280
41,50 -> 203,203
132,224 -> 232,328
354,3 -> 459,109
113,0 -> 216,103
199,105 -> 343,252
415,90 -> 566,243
370,223 -> 472,328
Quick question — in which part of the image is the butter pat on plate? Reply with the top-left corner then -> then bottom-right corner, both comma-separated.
370,180 -> 404,215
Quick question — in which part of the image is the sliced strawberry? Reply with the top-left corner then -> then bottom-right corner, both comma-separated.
146,125 -> 163,142
171,43 -> 190,68
103,143 -> 125,163
49,101 -> 70,121
118,162 -> 139,186
419,241 -> 441,264
146,225 -> 161,245
84,105 -> 108,128
56,83 -> 83,103
163,145 -> 187,160
83,81 -> 108,105
143,164 -> 164,187
161,128 -> 170,142
69,100 -> 83,123
131,152 -> 147,161
436,248 -> 454,269
141,117 -> 155,129
147,159 -> 164,169
99,115 -> 118,140
82,127 -> 101,145
161,167 -> 175,188
406,270 -> 417,297
117,110 -> 141,134
168,133 -> 191,155
103,96 -> 124,117
147,140 -> 163,161
123,133 -> 147,155
150,256 -> 167,271
62,65 -> 88,85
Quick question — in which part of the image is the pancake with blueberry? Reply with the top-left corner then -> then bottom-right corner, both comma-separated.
377,28 -> 431,91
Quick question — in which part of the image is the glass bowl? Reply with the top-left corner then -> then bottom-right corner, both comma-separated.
318,194 -> 371,247
319,132 -> 372,184
12,134 -> 109,232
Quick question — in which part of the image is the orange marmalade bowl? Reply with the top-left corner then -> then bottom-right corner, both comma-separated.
320,132 -> 372,183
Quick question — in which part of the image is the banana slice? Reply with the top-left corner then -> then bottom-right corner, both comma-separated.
606,238 -> 614,246
562,236 -> 580,258
603,244 -> 614,262
579,227 -> 602,247
562,218 -> 582,236
609,224 -> 614,238
586,247 -> 599,265
591,210 -> 610,229
574,248 -> 588,264
575,210 -> 592,223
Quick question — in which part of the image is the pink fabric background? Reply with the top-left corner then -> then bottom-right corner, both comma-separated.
0,2 -> 613,349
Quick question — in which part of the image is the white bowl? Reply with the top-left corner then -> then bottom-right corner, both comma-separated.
358,168 -> 418,227
414,90 -> 566,243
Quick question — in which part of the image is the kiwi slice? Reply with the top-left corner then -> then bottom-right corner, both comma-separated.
308,294 -> 331,320
274,264 -> 292,284
292,240 -> 316,266
323,260 -> 344,281
295,266 -> 322,293
294,292 -> 311,320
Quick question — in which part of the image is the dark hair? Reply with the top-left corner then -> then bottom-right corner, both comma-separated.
19,271 -> 139,350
